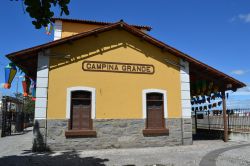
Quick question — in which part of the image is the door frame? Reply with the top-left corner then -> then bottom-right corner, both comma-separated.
66,86 -> 96,120
142,89 -> 168,119
146,92 -> 165,129
70,91 -> 92,130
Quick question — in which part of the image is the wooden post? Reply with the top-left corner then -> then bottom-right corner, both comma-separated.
208,110 -> 210,132
222,91 -> 228,142
194,108 -> 198,133
228,111 -> 230,131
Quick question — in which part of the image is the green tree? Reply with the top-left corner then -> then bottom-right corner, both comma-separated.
23,96 -> 35,114
12,0 -> 70,29
14,93 -> 35,114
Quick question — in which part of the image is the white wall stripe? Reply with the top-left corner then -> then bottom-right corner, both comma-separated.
34,51 -> 49,119
180,59 -> 191,118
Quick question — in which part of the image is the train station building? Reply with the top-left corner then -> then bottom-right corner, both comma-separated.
6,18 -> 245,150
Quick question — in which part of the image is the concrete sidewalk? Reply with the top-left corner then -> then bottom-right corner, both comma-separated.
0,128 -> 249,166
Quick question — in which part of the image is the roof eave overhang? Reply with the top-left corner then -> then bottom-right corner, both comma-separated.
6,21 -> 246,89
51,17 -> 152,31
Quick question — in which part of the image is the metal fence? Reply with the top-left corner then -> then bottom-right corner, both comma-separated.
1,96 -> 24,137
0,102 -> 2,137
192,108 -> 250,133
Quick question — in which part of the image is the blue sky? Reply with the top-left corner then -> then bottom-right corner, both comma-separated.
0,0 -> 249,106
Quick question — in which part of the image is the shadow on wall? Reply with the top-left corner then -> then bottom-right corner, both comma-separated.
0,150 -> 109,166
49,29 -> 179,72
32,121 -> 50,152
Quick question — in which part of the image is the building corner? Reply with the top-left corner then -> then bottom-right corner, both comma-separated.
33,50 -> 50,151
180,59 -> 193,145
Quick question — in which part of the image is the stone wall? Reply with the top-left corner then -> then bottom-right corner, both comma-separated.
182,118 -> 193,145
34,118 -> 192,151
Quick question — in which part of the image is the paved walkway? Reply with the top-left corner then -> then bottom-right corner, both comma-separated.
0,128 -> 249,166
200,143 -> 250,166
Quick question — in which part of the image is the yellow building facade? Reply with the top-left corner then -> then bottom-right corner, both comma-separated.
48,29 -> 182,120
8,18 -> 213,150
6,18 -> 245,150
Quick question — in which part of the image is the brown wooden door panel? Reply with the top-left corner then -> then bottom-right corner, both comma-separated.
71,91 -> 92,130
147,106 -> 164,128
146,93 -> 164,129
72,106 -> 81,130
82,106 -> 91,129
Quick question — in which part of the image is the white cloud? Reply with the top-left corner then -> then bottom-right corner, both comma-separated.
238,13 -> 250,23
227,99 -> 250,108
231,85 -> 250,96
231,91 -> 250,96
231,69 -> 249,75
0,83 -> 4,89
230,13 -> 250,23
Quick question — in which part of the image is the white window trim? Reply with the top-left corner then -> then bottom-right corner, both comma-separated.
66,86 -> 96,119
142,89 -> 168,119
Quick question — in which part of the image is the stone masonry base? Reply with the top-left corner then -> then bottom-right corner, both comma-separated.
33,118 -> 192,151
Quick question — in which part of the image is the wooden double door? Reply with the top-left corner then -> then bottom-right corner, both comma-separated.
70,91 -> 92,130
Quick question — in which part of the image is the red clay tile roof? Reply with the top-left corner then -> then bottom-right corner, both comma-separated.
51,17 -> 152,31
6,21 -> 245,89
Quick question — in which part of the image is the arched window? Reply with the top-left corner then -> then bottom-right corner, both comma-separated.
70,90 -> 92,130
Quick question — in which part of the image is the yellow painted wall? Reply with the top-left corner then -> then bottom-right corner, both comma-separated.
47,29 -> 182,119
61,21 -> 103,38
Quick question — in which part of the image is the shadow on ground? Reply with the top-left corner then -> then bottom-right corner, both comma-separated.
0,150 -> 109,166
8,128 -> 33,137
193,129 -> 224,140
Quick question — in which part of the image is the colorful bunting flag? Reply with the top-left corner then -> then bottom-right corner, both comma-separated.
45,23 -> 53,35
22,76 -> 31,97
4,63 -> 17,89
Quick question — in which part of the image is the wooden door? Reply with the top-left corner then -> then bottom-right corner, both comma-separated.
146,93 -> 164,129
71,91 -> 92,130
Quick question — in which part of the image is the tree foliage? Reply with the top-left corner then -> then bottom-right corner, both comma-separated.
13,0 -> 70,29
23,96 -> 35,114
14,93 -> 35,114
